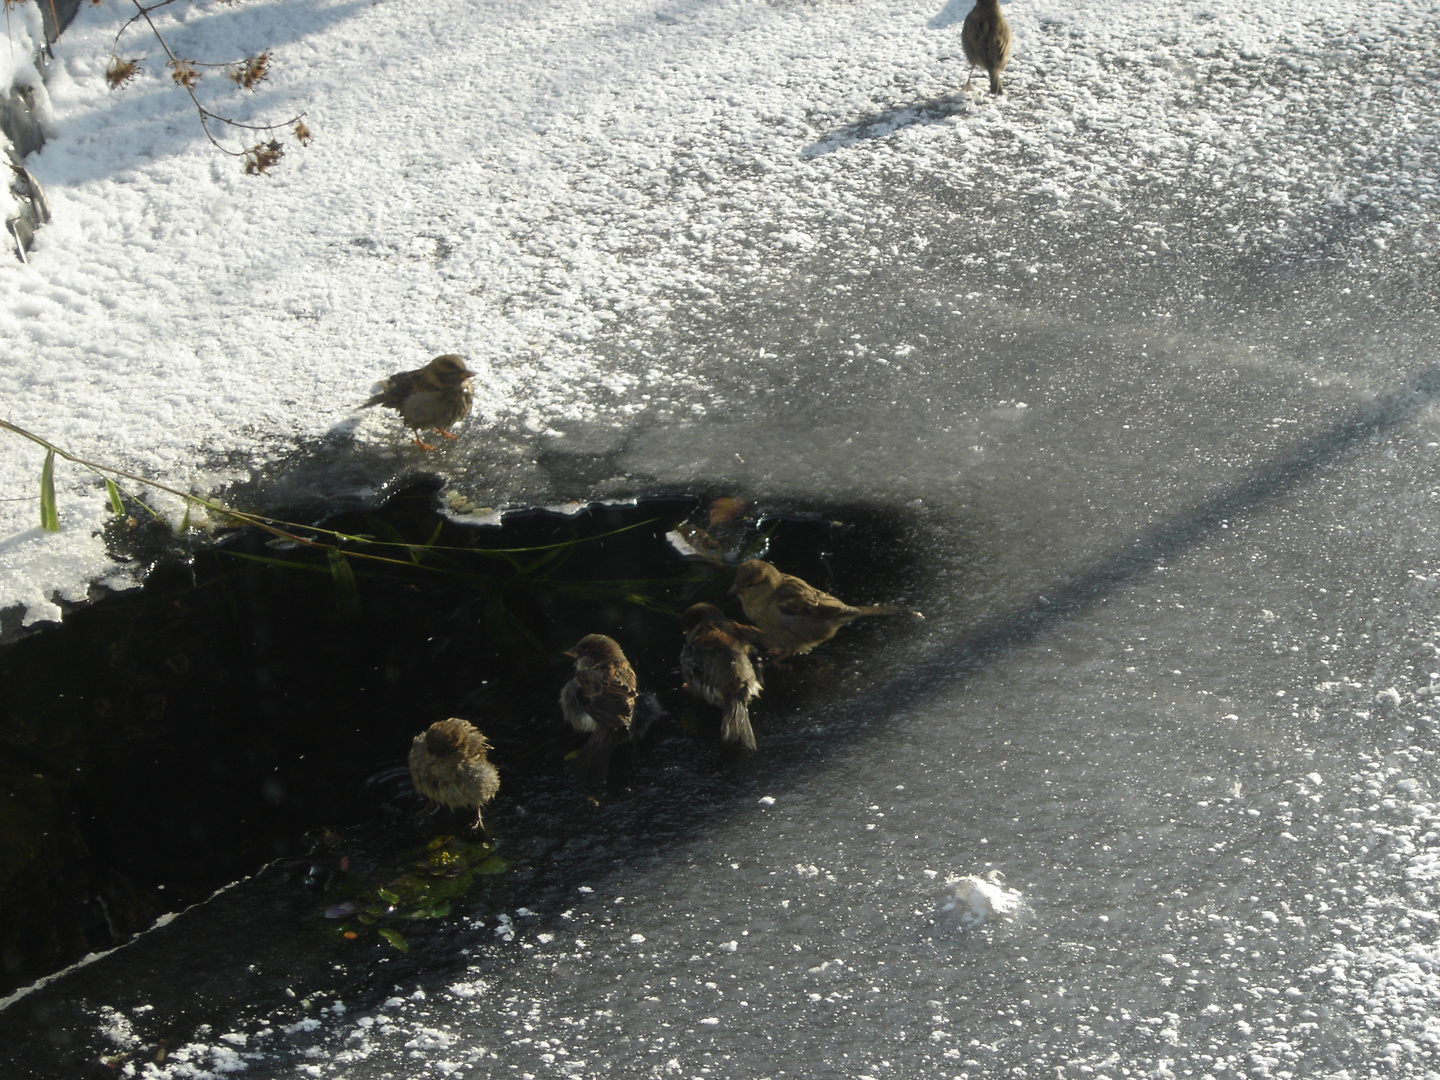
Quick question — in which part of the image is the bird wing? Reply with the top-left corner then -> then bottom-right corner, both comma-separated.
692,622 -> 756,656
962,13 -> 1010,69
578,669 -> 637,731
361,368 -> 422,409
726,619 -> 771,651
772,578 -> 854,619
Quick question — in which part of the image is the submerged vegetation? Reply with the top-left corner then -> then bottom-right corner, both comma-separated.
317,833 -> 509,954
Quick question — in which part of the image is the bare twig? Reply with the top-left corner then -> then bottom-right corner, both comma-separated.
105,0 -> 309,173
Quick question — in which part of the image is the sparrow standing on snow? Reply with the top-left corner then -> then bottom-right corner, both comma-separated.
408,718 -> 500,834
680,602 -> 769,750
560,634 -> 640,783
961,0 -> 1013,95
730,559 -> 916,659
362,353 -> 477,450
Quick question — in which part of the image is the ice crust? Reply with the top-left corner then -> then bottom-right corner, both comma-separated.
1,1 -> 1438,1077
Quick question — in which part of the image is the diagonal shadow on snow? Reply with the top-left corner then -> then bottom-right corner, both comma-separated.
801,91 -> 974,158
915,364 -> 1440,686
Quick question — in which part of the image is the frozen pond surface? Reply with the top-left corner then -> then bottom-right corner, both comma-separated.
2,0 -> 1440,1077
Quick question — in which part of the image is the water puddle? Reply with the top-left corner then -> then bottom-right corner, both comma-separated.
0,479 -> 923,1004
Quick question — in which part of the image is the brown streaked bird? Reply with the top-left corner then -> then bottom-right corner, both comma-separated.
669,497 -> 757,567
729,559 -> 918,659
680,602 -> 768,751
408,718 -> 500,834
961,0 -> 1013,95
560,634 -> 639,783
362,353 -> 477,450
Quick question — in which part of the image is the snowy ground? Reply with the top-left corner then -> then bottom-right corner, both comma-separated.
3,0 -> 1436,622
2,0 -> 1439,1077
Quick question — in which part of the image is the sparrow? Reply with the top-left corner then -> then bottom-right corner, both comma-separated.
729,559 -> 916,659
560,634 -> 639,783
680,602 -> 768,750
362,353 -> 477,450
408,718 -> 500,834
668,497 -> 759,567
961,0 -> 1013,95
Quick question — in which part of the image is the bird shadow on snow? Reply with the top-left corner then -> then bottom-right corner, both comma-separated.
800,0 -> 987,159
927,0 -> 974,31
801,90 -> 975,159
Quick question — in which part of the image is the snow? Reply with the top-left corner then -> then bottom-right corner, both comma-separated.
2,0 -> 1439,1077
4,0 -> 1437,624
941,872 -> 1027,929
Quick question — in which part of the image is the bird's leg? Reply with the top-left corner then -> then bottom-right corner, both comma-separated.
412,436 -> 440,451
962,64 -> 975,92
434,428 -> 460,440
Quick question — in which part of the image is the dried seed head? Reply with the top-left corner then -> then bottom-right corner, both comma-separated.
293,119 -> 312,146
170,60 -> 200,89
229,50 -> 272,91
106,57 -> 141,90
242,139 -> 284,175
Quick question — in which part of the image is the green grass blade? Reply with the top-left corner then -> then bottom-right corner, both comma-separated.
328,550 -> 362,616
220,551 -> 335,573
104,479 -> 124,514
125,493 -> 168,525
39,450 -> 59,532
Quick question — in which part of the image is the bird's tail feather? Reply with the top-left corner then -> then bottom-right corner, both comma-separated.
854,603 -> 924,618
721,699 -> 757,751
989,71 -> 1004,94
575,728 -> 621,785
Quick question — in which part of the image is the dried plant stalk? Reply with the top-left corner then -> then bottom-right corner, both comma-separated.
103,0 -> 309,172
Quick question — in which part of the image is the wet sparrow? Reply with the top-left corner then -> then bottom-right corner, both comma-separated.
667,497 -> 759,567
961,0 -> 1012,94
560,634 -> 640,783
729,559 -> 916,659
362,353 -> 477,450
680,602 -> 769,750
408,718 -> 500,834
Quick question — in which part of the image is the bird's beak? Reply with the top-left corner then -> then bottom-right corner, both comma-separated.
563,649 -> 577,659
